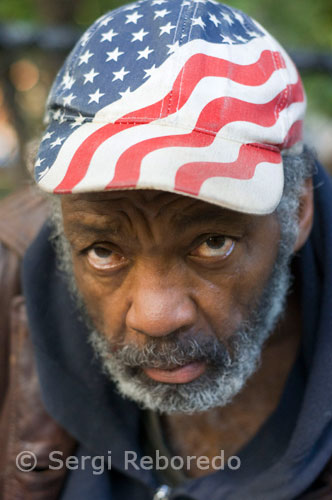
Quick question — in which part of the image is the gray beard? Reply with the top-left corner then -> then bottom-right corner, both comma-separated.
88,242 -> 292,414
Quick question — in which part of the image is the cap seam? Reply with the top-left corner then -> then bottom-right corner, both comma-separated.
41,118 -> 281,153
176,1 -> 198,114
167,0 -> 194,116
160,0 -> 186,118
259,22 -> 290,138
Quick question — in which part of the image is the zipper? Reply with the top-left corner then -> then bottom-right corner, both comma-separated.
153,484 -> 172,500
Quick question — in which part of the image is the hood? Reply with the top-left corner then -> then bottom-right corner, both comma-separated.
22,162 -> 332,499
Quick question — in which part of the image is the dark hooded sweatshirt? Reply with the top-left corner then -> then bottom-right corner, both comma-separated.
22,162 -> 332,500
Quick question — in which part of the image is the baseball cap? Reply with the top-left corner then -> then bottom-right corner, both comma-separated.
34,0 -> 306,215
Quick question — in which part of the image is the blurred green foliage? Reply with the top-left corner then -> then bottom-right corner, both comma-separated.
303,74 -> 332,117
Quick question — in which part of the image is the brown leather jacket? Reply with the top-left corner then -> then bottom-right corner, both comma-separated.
0,187 -> 332,500
0,187 -> 76,500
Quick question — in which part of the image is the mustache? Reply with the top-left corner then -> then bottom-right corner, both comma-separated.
98,335 -> 235,369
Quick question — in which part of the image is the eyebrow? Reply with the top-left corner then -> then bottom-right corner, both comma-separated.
66,210 -> 249,240
172,211 -> 249,232
66,221 -> 120,238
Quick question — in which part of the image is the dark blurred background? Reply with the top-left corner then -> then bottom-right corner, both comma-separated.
0,0 -> 331,197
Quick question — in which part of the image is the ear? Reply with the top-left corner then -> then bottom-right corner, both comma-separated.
293,177 -> 314,252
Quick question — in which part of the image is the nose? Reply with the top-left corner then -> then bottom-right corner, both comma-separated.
125,262 -> 197,337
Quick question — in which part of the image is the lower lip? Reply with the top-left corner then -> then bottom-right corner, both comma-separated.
143,361 -> 206,384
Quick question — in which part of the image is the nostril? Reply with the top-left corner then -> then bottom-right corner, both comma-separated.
130,324 -> 193,338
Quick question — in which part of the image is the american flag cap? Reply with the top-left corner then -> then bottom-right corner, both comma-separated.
35,0 -> 306,215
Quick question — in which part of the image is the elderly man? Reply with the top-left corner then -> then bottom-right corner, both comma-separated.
1,0 -> 332,499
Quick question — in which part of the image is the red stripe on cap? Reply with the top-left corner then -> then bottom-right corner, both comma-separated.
174,144 -> 280,196
280,120 -> 303,149
105,79 -> 303,189
169,50 -> 286,114
54,50 -> 288,193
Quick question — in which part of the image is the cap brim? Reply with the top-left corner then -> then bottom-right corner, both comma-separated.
36,119 -> 283,215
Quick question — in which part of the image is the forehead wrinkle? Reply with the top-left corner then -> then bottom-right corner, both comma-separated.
61,189 -> 181,206
62,206 -> 134,242
63,204 -> 154,248
141,193 -> 199,218
61,189 -> 204,221
61,190 -> 252,243
63,208 -> 121,229
64,193 -> 194,239
170,210 -> 251,233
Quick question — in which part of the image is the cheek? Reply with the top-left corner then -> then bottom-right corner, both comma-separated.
198,235 -> 280,338
73,260 -> 127,342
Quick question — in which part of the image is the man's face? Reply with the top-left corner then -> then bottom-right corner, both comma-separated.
61,189 -> 292,414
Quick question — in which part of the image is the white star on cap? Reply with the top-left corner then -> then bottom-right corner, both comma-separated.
80,32 -> 92,47
61,72 -> 70,87
66,76 -> 75,90
63,93 -> 76,107
125,11 -> 143,24
222,13 -> 234,25
101,28 -> 118,42
143,64 -> 157,79
83,68 -> 99,84
159,22 -> 176,35
152,0 -> 167,5
192,16 -> 206,29
61,72 -> 75,90
220,35 -> 234,44
106,47 -> 124,62
137,46 -> 154,60
166,41 -> 180,54
42,131 -> 54,141
79,49 -> 94,65
247,30 -> 258,38
38,166 -> 50,179
89,88 -> 105,104
70,113 -> 85,128
50,137 -> 65,149
112,66 -> 130,82
123,3 -> 138,10
234,35 -> 247,42
234,12 -> 245,24
59,112 -> 66,124
208,13 -> 221,27
53,109 -> 61,120
154,9 -> 170,19
119,87 -> 132,98
35,158 -> 45,167
99,16 -> 113,26
131,28 -> 149,42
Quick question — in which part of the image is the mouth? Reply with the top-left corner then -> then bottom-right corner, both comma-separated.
142,361 -> 206,384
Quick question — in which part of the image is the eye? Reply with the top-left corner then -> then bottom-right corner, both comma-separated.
86,246 -> 126,270
190,236 -> 235,259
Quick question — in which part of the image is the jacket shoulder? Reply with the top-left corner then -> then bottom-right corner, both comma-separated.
0,184 -> 49,411
0,185 -> 49,412
0,183 -> 49,257
0,186 -> 76,499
